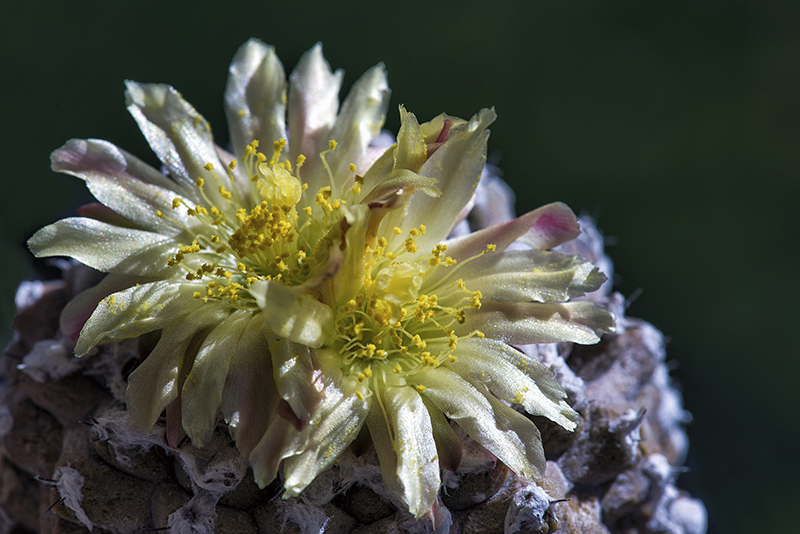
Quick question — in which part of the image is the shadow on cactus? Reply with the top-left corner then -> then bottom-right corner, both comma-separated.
28,39 -> 615,521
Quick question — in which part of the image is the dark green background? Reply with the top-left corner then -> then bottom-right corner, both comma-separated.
2,2 -> 797,533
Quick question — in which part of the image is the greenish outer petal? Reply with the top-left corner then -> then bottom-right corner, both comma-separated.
287,43 -> 343,194
250,280 -> 333,347
125,81 -> 235,212
266,335 -> 324,425
417,366 -> 545,479
125,303 -> 229,430
29,217 -> 177,277
384,385 -> 440,519
51,138 -> 192,235
282,353 -> 370,497
74,280 -> 206,356
452,249 -> 607,304
365,395 -> 403,501
221,313 -> 276,457
403,108 -> 496,251
182,309 -> 253,447
326,63 -> 390,190
224,39 -> 287,162
459,301 -> 616,346
451,338 -> 579,431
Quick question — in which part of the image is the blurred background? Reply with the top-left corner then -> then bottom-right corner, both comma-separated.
2,1 -> 797,532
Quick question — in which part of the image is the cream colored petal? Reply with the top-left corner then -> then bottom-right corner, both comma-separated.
417,366 -> 545,480
384,385 -> 440,518
125,81 -> 236,212
287,43 -> 343,192
182,309 -> 252,447
451,249 -> 606,304
74,280 -> 206,355
125,303 -> 228,430
403,108 -> 496,251
265,334 -> 324,426
451,338 -> 579,431
28,217 -> 177,277
445,202 -> 580,262
325,64 -> 390,190
224,39 -> 287,160
458,301 -> 615,345
221,313 -> 276,457
250,280 -> 332,347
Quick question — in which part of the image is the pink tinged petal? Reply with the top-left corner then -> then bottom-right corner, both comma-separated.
73,280 -> 206,356
454,249 -> 607,304
249,413 -> 296,488
221,314 -> 276,457
465,168 -> 516,231
125,304 -> 228,431
405,108 -> 496,251
385,386 -> 441,518
224,39 -> 287,160
51,139 -> 192,233
60,273 -> 147,343
365,398 -> 403,500
28,217 -> 178,277
445,202 -> 580,262
181,309 -> 252,447
458,301 -> 616,346
77,203 -> 140,229
249,280 -> 332,347
325,63 -> 390,187
417,366 -> 545,480
451,338 -> 579,431
265,334 -> 324,427
124,82 -> 233,211
287,43 -> 343,192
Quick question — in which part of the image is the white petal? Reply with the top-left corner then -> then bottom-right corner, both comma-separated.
224,39 -> 287,160
417,366 -> 545,479
405,108 -> 496,250
385,385 -> 440,518
452,249 -> 606,304
28,217 -> 177,277
266,335 -> 324,425
325,63 -> 390,188
125,82 -> 236,211
250,280 -> 332,347
182,309 -> 252,447
74,280 -> 206,355
125,303 -> 229,430
451,338 -> 579,431
458,301 -> 616,345
287,43 -> 343,191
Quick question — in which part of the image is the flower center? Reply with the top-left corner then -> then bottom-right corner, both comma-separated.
159,139 -> 359,308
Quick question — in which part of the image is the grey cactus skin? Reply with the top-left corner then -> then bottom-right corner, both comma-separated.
1,171 -> 706,534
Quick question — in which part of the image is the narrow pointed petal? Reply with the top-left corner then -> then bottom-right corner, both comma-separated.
265,334 -> 324,426
454,249 -> 607,304
249,280 -> 332,347
365,397 -> 403,499
125,81 -> 234,211
451,338 -> 579,431
326,64 -> 390,186
288,44 -> 343,190
385,386 -> 440,518
459,301 -> 615,345
51,139 -> 192,233
405,108 -> 496,250
182,309 -> 252,447
224,39 -> 287,161
221,314 -> 276,457
417,366 -> 545,479
28,218 -> 177,277
249,414 -> 296,488
421,395 -> 462,471
445,202 -> 580,263
74,280 -> 206,355
60,273 -> 147,343
126,304 -> 228,430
